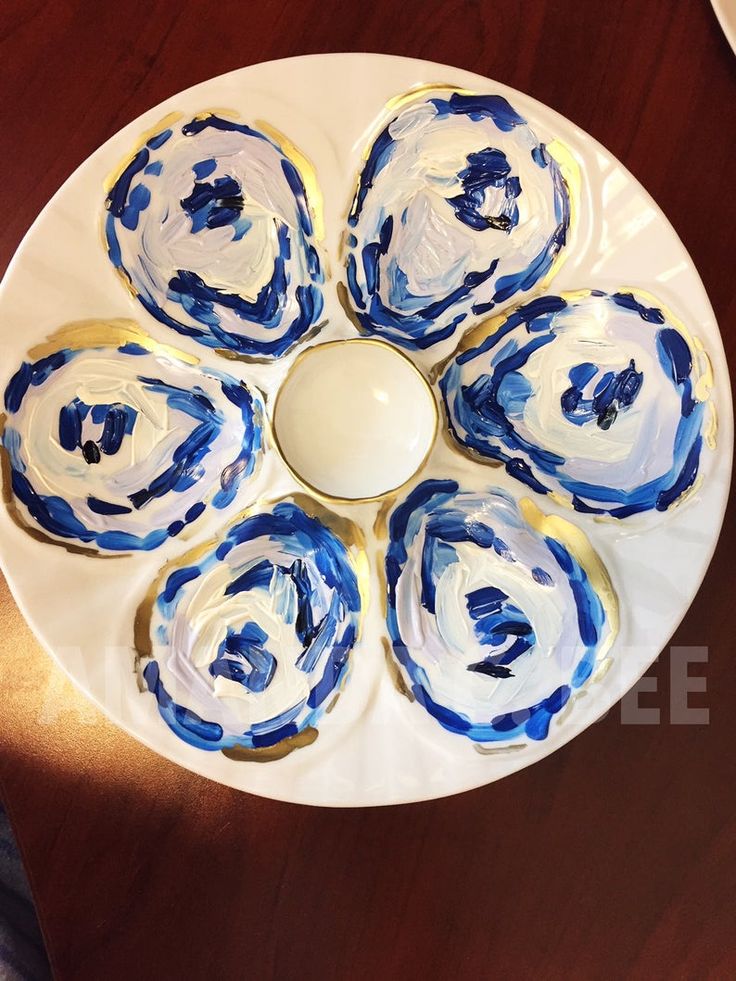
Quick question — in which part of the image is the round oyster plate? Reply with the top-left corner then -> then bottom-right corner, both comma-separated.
0,54 -> 731,806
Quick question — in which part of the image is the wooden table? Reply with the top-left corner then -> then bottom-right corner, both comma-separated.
1,1 -> 734,977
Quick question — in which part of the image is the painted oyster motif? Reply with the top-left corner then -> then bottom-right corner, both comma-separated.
137,499 -> 364,757
385,480 -> 617,742
440,291 -> 714,517
105,113 -> 324,359
344,89 -> 571,349
1,322 -> 263,553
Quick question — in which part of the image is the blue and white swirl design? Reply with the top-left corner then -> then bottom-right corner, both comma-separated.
386,480 -> 614,743
345,89 -> 570,349
140,502 -> 362,753
105,114 -> 324,358
441,291 -> 712,518
1,331 -> 263,552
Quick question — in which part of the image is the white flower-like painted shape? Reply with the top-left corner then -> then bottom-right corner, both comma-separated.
1,322 -> 263,552
105,113 -> 324,359
0,86 -> 713,770
137,499 -> 364,756
344,89 -> 571,349
386,479 -> 617,743
440,291 -> 714,518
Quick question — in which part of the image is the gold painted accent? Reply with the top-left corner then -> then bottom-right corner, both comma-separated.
103,111 -> 183,194
287,491 -> 366,551
381,636 -> 414,702
686,336 -> 716,450
324,692 -> 342,715
589,657 -> 613,685
548,490 -> 571,511
519,496 -> 619,657
255,119 -> 325,242
213,348 -> 274,366
704,404 -> 718,451
132,596 -> 155,665
28,319 -> 199,366
270,338 -> 439,506
474,742 -> 526,755
111,263 -> 141,303
691,335 -> 715,403
384,82 -> 474,113
192,108 -> 240,122
336,281 -> 370,336
554,691 -> 579,726
667,473 -> 704,512
373,497 -> 394,540
446,428 -> 504,468
222,726 -> 318,762
212,318 -> 328,365
692,340 -> 717,449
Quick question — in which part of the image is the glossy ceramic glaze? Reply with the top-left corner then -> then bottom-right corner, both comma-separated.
0,55 -> 731,805
273,339 -> 437,499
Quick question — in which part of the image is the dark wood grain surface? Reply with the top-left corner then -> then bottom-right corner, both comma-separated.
1,1 -> 734,978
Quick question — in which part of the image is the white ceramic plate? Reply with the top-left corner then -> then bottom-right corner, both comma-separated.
712,0 -> 736,54
0,54 -> 731,806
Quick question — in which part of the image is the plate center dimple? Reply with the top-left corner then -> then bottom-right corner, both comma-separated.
273,339 -> 437,500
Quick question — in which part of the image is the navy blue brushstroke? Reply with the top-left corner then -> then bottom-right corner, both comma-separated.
561,360 -> 643,430
210,624 -> 276,694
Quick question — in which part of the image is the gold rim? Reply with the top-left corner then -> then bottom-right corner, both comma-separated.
271,337 -> 440,505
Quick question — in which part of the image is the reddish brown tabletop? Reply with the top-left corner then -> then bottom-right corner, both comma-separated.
1,1 -> 735,978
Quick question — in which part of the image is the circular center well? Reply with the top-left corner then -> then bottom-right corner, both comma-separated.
274,340 -> 437,500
